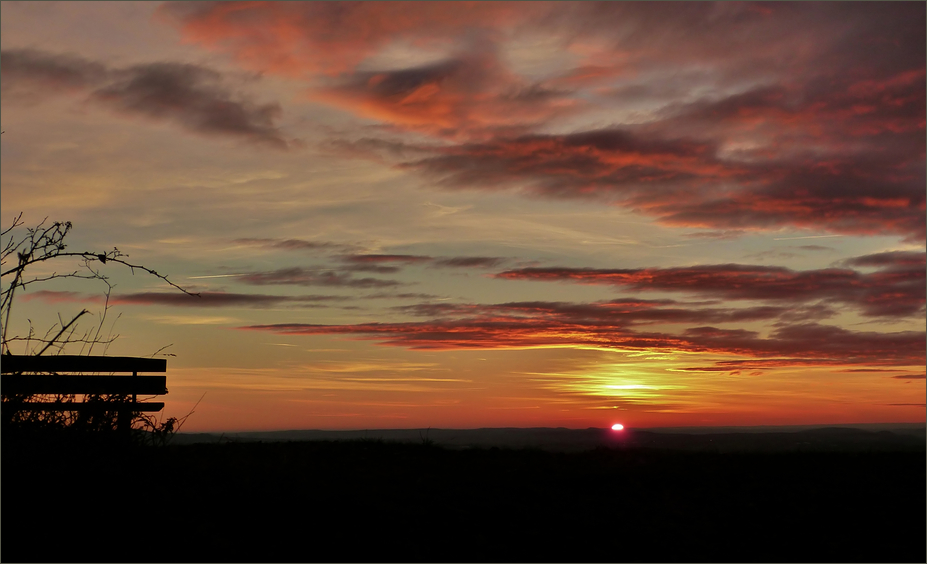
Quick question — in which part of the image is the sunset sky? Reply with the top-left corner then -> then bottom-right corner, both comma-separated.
1,1 -> 924,432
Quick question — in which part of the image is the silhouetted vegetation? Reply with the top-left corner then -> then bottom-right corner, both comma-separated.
1,213 -> 196,444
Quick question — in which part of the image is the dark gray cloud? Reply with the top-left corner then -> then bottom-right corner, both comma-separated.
361,292 -> 443,300
337,253 -> 507,272
229,242 -> 509,276
431,256 -> 506,269
400,128 -> 719,201
342,264 -> 403,274
343,60 -> 465,100
237,267 -> 402,289
0,49 -> 295,149
93,62 -> 292,149
234,238 -> 362,254
114,291 -> 349,307
842,251 -> 926,269
341,254 -> 433,264
0,48 -> 108,92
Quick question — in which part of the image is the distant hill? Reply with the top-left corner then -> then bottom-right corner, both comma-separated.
172,423 -> 925,452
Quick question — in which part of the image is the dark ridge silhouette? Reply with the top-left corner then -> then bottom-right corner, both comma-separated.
4,426 -> 924,563
170,424 -> 927,453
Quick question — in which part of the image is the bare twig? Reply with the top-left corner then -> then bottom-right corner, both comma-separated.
148,344 -> 176,358
2,214 -> 198,355
34,309 -> 90,356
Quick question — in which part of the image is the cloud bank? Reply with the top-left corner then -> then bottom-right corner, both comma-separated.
160,1 -> 926,240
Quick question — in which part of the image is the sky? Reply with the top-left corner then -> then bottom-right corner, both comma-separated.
1,1 -> 924,432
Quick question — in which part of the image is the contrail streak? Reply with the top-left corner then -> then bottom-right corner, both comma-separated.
773,235 -> 843,241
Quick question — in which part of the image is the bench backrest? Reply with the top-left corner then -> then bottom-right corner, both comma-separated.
2,355 -> 166,375
1,355 -> 168,414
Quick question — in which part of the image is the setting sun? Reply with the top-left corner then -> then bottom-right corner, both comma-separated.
611,423 -> 624,431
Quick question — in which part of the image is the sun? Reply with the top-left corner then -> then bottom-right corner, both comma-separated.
611,423 -> 624,431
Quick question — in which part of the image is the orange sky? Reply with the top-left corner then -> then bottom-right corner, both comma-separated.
1,1 -> 923,431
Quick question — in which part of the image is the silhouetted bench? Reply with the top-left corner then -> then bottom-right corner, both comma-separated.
1,355 -> 167,432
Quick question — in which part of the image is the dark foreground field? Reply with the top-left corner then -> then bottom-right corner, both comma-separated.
3,429 -> 925,563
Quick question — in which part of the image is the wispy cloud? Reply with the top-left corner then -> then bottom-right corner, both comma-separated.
890,373 -> 926,380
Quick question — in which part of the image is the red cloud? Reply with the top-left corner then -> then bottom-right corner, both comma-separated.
240,292 -> 923,365
160,3 -> 923,85
398,126 -> 924,239
496,252 -> 926,318
158,2 -> 572,138
392,299 -> 792,327
158,1 -> 535,76
312,53 -> 578,140
405,128 -> 730,191
241,316 -> 924,367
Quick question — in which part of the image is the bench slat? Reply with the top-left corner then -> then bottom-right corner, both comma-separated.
2,375 -> 167,395
4,402 -> 165,412
1,355 -> 167,374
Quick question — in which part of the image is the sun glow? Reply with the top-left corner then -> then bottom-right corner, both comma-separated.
611,423 -> 624,431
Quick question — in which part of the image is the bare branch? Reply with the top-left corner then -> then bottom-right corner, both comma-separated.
1,212 -> 24,238
2,214 -> 196,355
35,309 -> 90,356
148,343 -> 176,358
2,251 -> 199,297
